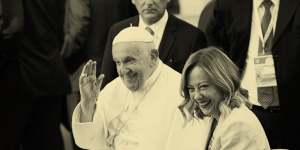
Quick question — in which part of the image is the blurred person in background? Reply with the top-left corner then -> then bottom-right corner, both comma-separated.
207,0 -> 300,148
1,0 -> 70,149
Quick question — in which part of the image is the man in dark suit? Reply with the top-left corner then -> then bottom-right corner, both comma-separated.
0,0 -> 71,149
100,0 -> 207,87
207,0 -> 300,149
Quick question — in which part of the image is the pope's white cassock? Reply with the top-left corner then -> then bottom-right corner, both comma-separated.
165,112 -> 212,150
72,60 -> 184,150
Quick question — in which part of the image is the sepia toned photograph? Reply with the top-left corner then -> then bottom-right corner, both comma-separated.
0,0 -> 299,149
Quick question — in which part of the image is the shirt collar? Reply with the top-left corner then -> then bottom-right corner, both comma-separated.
138,10 -> 169,34
255,0 -> 277,9
134,60 -> 163,94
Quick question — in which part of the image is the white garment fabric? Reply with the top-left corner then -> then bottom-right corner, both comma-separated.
112,27 -> 154,45
241,0 -> 279,105
165,110 -> 211,150
208,105 -> 270,150
138,11 -> 168,49
72,61 -> 184,150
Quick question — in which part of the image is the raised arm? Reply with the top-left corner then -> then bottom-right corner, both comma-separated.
78,60 -> 104,122
72,60 -> 108,149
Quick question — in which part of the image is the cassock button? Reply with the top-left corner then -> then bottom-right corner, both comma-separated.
168,59 -> 173,63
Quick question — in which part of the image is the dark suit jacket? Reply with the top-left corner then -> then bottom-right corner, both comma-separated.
100,15 -> 207,87
198,0 -> 216,36
63,0 -> 137,74
0,0 -> 23,69
85,0 -> 137,65
207,0 -> 300,148
19,0 -> 71,96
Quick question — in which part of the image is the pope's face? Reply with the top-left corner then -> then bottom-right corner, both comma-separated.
132,0 -> 169,24
112,42 -> 154,91
187,66 -> 223,117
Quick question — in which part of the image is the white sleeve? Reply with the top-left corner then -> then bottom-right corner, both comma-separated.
220,121 -> 271,150
72,101 -> 109,150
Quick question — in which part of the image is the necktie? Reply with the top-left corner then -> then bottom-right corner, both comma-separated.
145,26 -> 154,36
258,86 -> 279,108
257,0 -> 279,108
258,30 -> 273,55
261,0 -> 272,36
258,0 -> 273,55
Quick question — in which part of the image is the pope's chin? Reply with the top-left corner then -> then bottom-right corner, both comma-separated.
122,78 -> 140,92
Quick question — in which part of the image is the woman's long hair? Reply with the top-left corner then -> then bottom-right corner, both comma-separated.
179,47 -> 250,120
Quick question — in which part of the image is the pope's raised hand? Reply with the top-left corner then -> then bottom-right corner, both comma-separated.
79,60 -> 104,120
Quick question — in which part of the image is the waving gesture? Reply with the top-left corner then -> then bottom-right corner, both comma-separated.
79,60 -> 104,121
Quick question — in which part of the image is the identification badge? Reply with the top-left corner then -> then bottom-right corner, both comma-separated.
254,55 -> 277,87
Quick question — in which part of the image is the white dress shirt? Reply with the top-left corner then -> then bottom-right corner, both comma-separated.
241,0 -> 279,106
138,11 -> 169,49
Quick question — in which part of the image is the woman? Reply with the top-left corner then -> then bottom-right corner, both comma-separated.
179,47 -> 270,150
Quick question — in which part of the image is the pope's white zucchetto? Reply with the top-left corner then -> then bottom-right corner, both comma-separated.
112,26 -> 154,45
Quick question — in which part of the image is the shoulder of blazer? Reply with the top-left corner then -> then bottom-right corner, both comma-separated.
216,0 -> 236,9
167,15 -> 203,34
109,15 -> 139,35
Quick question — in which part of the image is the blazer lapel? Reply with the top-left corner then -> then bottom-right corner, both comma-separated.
158,15 -> 176,61
273,0 -> 299,48
129,16 -> 139,26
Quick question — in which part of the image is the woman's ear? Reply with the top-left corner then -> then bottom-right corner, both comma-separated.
131,0 -> 135,5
